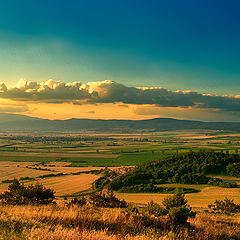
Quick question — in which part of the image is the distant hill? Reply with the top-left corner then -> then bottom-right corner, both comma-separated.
0,113 -> 240,132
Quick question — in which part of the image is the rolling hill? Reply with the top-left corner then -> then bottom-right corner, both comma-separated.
0,113 -> 240,132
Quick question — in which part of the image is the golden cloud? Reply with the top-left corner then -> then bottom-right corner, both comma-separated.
0,79 -> 239,112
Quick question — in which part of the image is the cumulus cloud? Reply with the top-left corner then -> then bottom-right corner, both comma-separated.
0,79 -> 239,112
0,83 -> 7,92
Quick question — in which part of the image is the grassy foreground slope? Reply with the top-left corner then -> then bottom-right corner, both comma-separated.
0,203 -> 239,239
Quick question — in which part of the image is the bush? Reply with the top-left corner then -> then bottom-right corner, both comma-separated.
218,182 -> 238,188
162,191 -> 188,210
162,192 -> 196,225
143,200 -> 167,216
208,178 -> 238,188
0,179 -> 55,205
66,197 -> 87,207
19,177 -> 35,181
1,179 -> 15,184
92,177 -> 110,191
89,191 -> 127,208
208,197 -> 240,214
168,207 -> 190,225
142,191 -> 196,225
227,163 -> 240,177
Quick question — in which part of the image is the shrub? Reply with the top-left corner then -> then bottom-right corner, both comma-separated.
218,182 -> 238,188
92,177 -> 110,191
162,191 -> 188,210
162,192 -> 196,225
19,177 -> 35,181
143,200 -> 167,216
1,179 -> 15,184
208,197 -> 240,214
89,191 -> 127,208
141,191 -> 196,225
208,178 -> 238,188
168,207 -> 190,225
0,179 -> 55,205
66,197 -> 87,207
227,163 -> 240,177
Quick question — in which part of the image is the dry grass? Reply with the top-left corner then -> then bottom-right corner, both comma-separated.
0,203 -> 239,240
190,212 -> 240,239
28,227 -> 156,240
0,204 -> 163,240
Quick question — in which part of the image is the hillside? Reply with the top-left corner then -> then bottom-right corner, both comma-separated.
109,151 -> 240,193
0,113 -> 240,132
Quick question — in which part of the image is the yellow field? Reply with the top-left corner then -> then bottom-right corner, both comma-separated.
0,173 -> 99,196
0,160 -> 126,198
0,161 -> 109,178
0,161 -> 55,180
0,161 -> 106,196
116,186 -> 240,209
29,174 -> 100,196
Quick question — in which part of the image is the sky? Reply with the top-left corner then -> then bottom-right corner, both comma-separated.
0,0 -> 239,121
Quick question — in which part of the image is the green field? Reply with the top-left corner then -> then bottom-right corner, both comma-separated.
0,129 -> 239,167
0,130 -> 239,209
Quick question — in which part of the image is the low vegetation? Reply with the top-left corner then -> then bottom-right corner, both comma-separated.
0,179 -> 54,205
0,187 -> 239,239
227,163 -> 240,177
66,196 -> 87,207
89,191 -> 128,208
208,197 -> 240,215
142,191 -> 196,225
207,177 -> 238,188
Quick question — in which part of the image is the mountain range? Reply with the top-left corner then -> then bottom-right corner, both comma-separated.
0,113 -> 239,132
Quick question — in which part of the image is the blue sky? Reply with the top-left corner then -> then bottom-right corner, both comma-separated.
0,1 -> 239,121
0,0 -> 239,93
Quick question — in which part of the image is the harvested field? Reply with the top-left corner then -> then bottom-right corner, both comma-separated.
0,161 -> 53,181
31,174 -> 100,196
116,186 -> 240,209
0,173 -> 100,196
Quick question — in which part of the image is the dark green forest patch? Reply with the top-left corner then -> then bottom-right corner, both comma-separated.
109,151 -> 240,193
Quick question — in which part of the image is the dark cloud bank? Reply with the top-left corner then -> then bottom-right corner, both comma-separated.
0,79 -> 239,112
